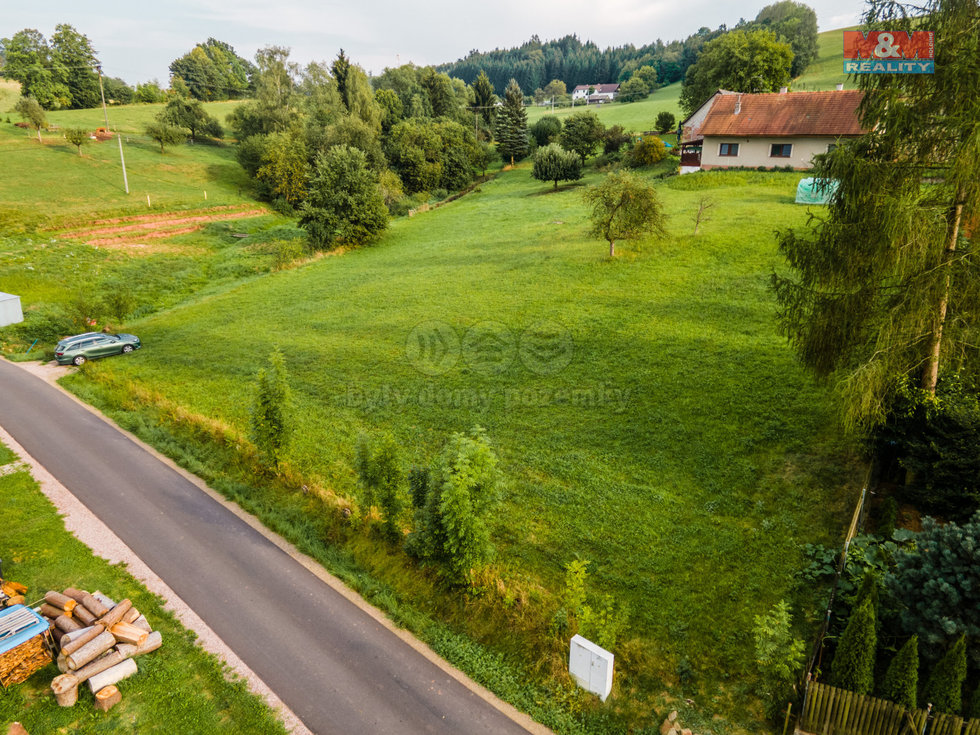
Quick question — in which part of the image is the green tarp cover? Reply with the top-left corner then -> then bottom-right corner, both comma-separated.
795,177 -> 838,204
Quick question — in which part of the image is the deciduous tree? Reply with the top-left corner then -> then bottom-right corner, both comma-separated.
771,0 -> 980,434
300,145 -> 388,249
560,110 -> 605,163
64,127 -> 89,155
51,24 -> 100,109
655,111 -> 676,134
250,349 -> 291,471
160,95 -> 222,142
531,143 -> 582,189
14,96 -> 46,142
755,1 -> 819,77
355,432 -> 407,542
144,121 -> 186,153
1,29 -> 70,109
584,171 -> 667,257
680,29 -> 792,116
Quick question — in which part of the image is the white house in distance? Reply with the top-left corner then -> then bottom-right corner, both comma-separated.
571,83 -> 620,104
679,87 -> 865,172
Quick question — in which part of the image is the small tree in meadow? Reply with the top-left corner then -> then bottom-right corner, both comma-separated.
879,635 -> 919,709
249,349 -> 291,471
355,432 -> 407,542
531,143 -> 582,189
64,127 -> 89,155
655,111 -> 676,134
923,635 -> 967,714
830,596 -> 877,695
584,171 -> 668,257
14,96 -> 46,142
145,121 -> 186,153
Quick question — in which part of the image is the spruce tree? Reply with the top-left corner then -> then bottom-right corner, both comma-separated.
471,70 -> 497,135
495,79 -> 528,164
923,635 -> 967,714
830,597 -> 877,694
880,636 -> 919,709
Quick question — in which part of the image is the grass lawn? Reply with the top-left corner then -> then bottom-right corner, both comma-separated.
48,163 -> 857,731
527,82 -> 683,132
0,80 -> 21,114
0,442 -> 287,734
0,107 -> 255,230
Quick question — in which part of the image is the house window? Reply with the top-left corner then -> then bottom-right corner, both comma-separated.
770,143 -> 793,158
719,143 -> 739,157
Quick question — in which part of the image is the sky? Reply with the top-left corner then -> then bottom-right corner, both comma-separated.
2,0 -> 864,85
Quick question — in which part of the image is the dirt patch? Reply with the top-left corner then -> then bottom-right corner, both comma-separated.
55,206 -> 270,251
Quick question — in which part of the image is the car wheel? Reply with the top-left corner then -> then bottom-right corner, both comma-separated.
72,355 -> 87,366
122,344 -> 134,354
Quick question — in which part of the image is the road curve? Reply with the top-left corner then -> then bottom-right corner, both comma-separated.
0,358 -> 533,735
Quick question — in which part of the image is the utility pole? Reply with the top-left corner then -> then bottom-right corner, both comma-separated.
98,66 -> 129,194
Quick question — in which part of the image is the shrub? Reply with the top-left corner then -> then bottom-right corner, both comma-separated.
530,116 -> 562,147
877,496 -> 899,538
923,635 -> 967,714
655,111 -> 676,134
602,124 -> 631,155
625,136 -> 667,167
408,427 -> 500,585
355,432 -> 407,542
531,143 -> 582,189
830,597 -> 877,694
249,349 -> 291,470
879,636 -> 919,709
753,600 -> 805,711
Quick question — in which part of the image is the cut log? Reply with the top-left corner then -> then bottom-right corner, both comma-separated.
52,674 -> 79,707
3,581 -> 28,595
73,605 -> 96,626
115,630 -> 162,659
56,653 -> 69,673
94,685 -> 121,712
66,631 -> 116,670
72,650 -> 123,684
97,599 -> 132,630
110,622 -> 147,646
132,615 -> 152,633
121,607 -> 140,624
87,658 -> 137,693
61,625 -> 104,657
80,594 -> 109,618
40,603 -> 66,620
63,587 -> 89,604
54,615 -> 82,633
44,591 -> 77,613
51,628 -> 66,646
91,591 -> 117,609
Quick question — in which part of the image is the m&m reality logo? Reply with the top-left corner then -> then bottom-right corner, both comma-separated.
843,31 -> 934,73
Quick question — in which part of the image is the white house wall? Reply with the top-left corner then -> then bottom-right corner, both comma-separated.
700,137 -> 846,170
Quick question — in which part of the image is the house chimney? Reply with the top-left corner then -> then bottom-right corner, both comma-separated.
779,86 -> 788,94
734,93 -> 742,114
836,83 -> 844,91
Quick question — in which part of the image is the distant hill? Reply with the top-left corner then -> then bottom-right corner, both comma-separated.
792,27 -> 859,91
0,80 -> 21,114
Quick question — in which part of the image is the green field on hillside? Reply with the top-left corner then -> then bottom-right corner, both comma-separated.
37,165 -> 854,730
793,27 -> 858,91
527,82 -> 683,131
0,442 -> 287,734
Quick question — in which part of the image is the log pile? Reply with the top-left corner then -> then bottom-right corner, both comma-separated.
37,588 -> 163,711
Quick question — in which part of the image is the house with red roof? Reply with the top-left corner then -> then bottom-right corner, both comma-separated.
679,88 -> 865,172
572,83 -> 620,103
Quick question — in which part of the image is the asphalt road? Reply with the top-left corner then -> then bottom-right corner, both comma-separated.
0,358 -> 532,735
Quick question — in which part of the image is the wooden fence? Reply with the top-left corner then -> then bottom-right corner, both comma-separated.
800,681 -> 980,735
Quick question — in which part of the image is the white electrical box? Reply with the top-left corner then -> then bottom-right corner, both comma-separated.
568,634 -> 614,701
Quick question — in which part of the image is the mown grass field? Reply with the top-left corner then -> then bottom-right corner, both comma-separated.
0,441 -> 287,734
45,166 -> 856,730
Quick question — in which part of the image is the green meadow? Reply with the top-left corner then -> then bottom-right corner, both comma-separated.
526,82 -> 683,130
793,27 -> 858,91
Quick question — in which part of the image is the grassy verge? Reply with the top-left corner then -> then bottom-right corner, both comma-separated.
0,441 -> 287,734
43,164 -> 858,732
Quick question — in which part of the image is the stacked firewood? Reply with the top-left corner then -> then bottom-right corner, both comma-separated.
37,588 -> 162,712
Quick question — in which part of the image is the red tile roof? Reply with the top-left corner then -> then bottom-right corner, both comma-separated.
700,90 -> 865,137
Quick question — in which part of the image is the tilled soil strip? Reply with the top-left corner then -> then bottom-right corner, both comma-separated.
61,209 -> 268,240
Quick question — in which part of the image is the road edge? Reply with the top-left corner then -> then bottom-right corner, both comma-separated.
4,358 -> 551,735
